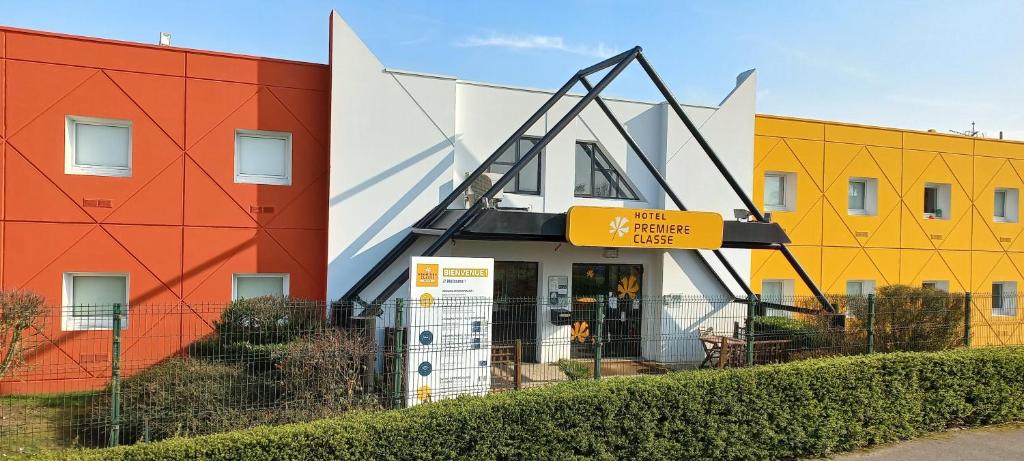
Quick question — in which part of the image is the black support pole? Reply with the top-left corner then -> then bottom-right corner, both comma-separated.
634,52 -> 833,313
580,76 -> 752,297
370,48 -> 643,303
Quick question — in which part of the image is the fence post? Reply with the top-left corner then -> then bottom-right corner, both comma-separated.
109,303 -> 123,448
593,295 -> 604,380
964,292 -> 972,348
745,295 -> 756,367
866,293 -> 876,354
514,339 -> 522,390
392,299 -> 405,409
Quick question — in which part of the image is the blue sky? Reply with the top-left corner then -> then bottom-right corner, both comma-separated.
2,0 -> 1022,139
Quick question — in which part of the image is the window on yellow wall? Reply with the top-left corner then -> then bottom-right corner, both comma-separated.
922,280 -> 949,292
994,188 -> 1019,223
848,178 -> 878,216
761,279 -> 793,317
992,282 -> 1017,317
764,172 -> 795,212
923,183 -> 951,220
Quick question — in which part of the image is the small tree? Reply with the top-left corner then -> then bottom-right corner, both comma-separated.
0,290 -> 46,380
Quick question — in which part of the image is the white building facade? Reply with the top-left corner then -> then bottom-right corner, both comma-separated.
327,12 -> 760,363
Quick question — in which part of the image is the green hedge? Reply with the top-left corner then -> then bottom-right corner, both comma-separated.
47,347 -> 1024,460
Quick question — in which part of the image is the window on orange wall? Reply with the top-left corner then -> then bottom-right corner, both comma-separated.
65,116 -> 132,177
62,272 -> 129,331
233,273 -> 290,300
235,129 -> 292,185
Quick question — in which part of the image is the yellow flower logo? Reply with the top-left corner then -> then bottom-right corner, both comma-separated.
416,384 -> 432,403
608,216 -> 630,238
571,321 -> 590,343
419,292 -> 435,308
586,269 -> 595,278
617,275 -> 639,299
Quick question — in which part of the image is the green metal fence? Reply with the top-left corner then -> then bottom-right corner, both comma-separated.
0,290 -> 1019,455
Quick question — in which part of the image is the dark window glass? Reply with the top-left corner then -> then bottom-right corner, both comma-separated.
573,142 -> 638,200
488,137 -> 542,195
924,187 -> 938,214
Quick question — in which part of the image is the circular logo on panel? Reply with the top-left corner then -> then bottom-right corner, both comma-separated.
419,292 -> 435,308
419,330 -> 434,345
417,361 -> 432,377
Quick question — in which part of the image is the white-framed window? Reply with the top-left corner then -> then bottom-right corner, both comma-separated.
992,282 -> 1017,317
65,116 -> 132,177
234,129 -> 292,186
846,280 -> 876,296
61,272 -> 129,331
922,280 -> 949,292
994,188 -> 1019,223
923,183 -> 951,220
764,172 -> 796,212
232,273 -> 290,300
761,279 -> 794,317
848,177 -> 878,216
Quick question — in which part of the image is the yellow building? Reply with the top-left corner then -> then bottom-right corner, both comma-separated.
752,115 -> 1024,345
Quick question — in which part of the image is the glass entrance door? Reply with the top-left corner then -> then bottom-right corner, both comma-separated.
493,261 -> 539,362
570,263 -> 643,359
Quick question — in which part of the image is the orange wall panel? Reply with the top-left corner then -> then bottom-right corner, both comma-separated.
0,28 -> 329,393
186,52 -> 329,91
5,31 -> 184,76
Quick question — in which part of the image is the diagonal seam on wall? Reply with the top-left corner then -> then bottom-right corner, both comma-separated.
5,69 -> 100,139
104,70 -> 185,151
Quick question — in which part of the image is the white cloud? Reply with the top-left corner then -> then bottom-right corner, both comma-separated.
456,33 -> 616,58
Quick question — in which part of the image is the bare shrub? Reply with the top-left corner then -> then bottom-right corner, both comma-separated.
0,290 -> 46,380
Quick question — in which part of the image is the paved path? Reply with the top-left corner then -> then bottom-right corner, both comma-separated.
830,425 -> 1024,460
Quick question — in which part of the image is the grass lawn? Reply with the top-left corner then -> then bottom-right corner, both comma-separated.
0,392 -> 96,458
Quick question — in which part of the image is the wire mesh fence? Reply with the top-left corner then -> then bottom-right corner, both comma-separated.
0,290 -> 1017,453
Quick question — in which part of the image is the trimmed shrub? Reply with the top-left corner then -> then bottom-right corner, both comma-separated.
273,329 -> 380,419
53,347 -> 1024,460
556,358 -> 592,381
214,296 -> 323,345
74,358 -> 263,446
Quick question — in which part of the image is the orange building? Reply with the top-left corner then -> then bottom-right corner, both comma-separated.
0,27 -> 329,393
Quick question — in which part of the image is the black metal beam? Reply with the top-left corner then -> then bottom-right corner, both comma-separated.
580,76 -> 752,298
634,52 -> 834,313
369,47 -> 642,303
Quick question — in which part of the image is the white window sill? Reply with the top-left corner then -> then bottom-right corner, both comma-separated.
61,315 -> 129,332
765,206 -> 792,212
993,217 -> 1017,224
847,209 -> 876,217
922,213 -> 949,221
992,312 -> 1016,318
235,174 -> 292,186
66,165 -> 132,178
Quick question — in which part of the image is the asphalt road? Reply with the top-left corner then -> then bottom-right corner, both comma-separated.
830,425 -> 1024,460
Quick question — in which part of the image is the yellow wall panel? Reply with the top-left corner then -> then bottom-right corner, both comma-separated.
900,151 -> 972,251
750,245 -> 822,297
972,156 -> 1021,251
753,136 -> 824,245
898,249 -> 970,292
903,131 -> 973,155
824,123 -> 902,148
820,247 -> 899,293
976,138 -> 1024,160
822,144 -> 902,247
755,115 -> 824,141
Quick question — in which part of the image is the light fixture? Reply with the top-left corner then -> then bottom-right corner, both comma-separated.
733,209 -> 751,222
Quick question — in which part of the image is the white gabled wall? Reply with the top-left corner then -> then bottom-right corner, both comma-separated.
328,12 -> 457,301
329,11 -> 759,360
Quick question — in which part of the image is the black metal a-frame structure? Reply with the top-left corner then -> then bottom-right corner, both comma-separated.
339,47 -> 834,314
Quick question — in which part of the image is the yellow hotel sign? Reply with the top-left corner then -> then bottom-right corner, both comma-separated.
566,206 -> 723,250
